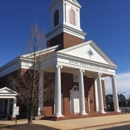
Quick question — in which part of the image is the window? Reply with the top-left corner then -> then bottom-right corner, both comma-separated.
54,10 -> 59,27
70,9 -> 76,25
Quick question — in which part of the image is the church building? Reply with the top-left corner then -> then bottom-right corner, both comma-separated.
0,0 -> 120,119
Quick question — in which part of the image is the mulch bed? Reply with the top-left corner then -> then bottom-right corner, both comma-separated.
4,124 -> 59,130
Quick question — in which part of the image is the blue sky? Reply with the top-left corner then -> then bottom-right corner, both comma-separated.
0,0 -> 130,95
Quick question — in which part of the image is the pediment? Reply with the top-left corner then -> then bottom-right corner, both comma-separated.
58,40 -> 117,67
0,87 -> 18,95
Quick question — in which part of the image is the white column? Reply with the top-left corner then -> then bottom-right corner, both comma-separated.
54,94 -> 63,115
111,76 -> 120,112
94,77 -> 99,112
54,65 -> 63,117
77,9 -> 80,29
2,99 -> 5,112
97,73 -> 105,113
12,97 -> 17,118
7,99 -> 11,114
78,69 -> 87,115
38,72 -> 44,116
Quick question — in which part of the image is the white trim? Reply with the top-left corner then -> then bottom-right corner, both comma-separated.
37,49 -> 116,76
50,0 -> 81,10
94,78 -> 99,112
57,52 -> 117,69
21,45 -> 60,58
46,24 -> 86,41
58,40 -> 117,67
0,87 -> 19,99
0,45 -> 60,77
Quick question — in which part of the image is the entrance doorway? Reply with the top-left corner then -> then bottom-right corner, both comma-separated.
70,85 -> 80,114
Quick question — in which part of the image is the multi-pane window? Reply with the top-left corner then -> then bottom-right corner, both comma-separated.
54,10 -> 59,27
70,9 -> 76,25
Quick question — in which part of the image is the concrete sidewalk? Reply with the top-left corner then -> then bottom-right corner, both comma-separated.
1,114 -> 130,130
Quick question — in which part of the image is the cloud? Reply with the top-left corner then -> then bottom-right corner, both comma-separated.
104,71 -> 130,98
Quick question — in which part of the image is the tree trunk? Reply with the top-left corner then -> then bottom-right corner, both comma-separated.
28,102 -> 33,124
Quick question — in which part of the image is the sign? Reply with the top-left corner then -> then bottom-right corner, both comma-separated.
14,106 -> 19,115
69,60 -> 109,71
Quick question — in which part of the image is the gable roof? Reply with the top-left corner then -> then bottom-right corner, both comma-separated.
0,45 -> 60,77
0,87 -> 19,98
58,40 -> 117,68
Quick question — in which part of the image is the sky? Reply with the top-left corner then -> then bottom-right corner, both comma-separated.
0,0 -> 130,97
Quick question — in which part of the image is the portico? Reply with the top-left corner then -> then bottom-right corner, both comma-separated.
39,40 -> 120,117
0,87 -> 18,119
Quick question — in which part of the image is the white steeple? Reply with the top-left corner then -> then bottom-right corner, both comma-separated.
49,0 -> 82,31
46,0 -> 86,46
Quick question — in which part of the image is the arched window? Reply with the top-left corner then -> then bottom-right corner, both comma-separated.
54,10 -> 59,27
70,9 -> 76,25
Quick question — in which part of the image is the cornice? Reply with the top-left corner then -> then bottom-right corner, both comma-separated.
90,40 -> 118,67
46,24 -> 86,41
22,45 -> 60,58
56,52 -> 117,69
0,45 -> 60,77
0,57 -> 21,77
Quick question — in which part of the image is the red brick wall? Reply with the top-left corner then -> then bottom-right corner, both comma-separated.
43,101 -> 54,115
43,72 -> 55,115
63,33 -> 84,48
0,70 -> 21,88
0,70 -> 106,116
47,33 -> 63,48
61,73 -> 73,114
47,32 -> 84,49
43,72 -> 74,115
61,73 -> 95,114
84,76 -> 95,113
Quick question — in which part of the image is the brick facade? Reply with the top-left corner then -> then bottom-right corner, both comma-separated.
0,69 -> 107,116
43,73 -> 107,115
47,32 -> 84,49
84,76 -> 96,113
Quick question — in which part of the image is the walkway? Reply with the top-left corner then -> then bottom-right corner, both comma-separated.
1,114 -> 130,130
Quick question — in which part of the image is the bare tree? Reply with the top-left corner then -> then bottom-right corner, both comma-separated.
8,24 -> 55,124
